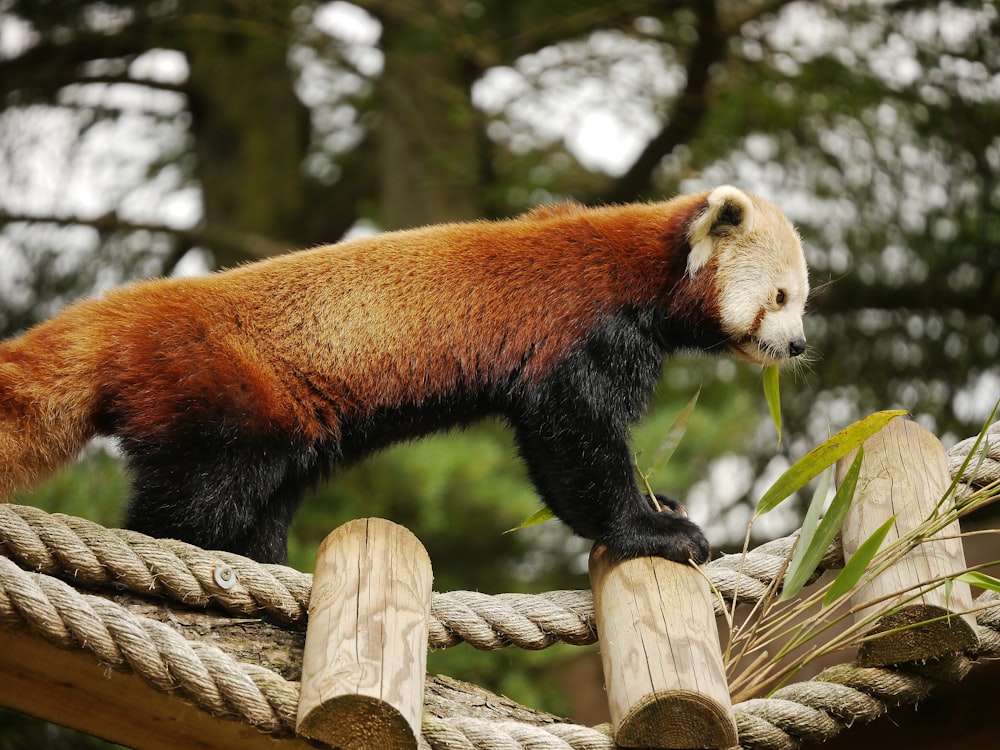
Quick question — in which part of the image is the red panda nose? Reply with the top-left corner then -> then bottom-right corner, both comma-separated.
789,338 -> 807,357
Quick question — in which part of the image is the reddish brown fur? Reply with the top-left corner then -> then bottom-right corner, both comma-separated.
2,187 -> 813,566
1,192 -> 714,498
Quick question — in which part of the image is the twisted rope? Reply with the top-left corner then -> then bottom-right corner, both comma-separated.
429,589 -> 597,649
0,423 -> 993,748
0,555 -> 298,733
0,505 -> 311,624
422,716 -> 614,750
948,420 -> 1000,492
0,521 -> 993,750
0,504 -> 843,650
0,542 -> 994,748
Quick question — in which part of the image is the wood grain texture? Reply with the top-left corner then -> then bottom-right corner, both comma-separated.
296,518 -> 432,749
589,546 -> 737,749
836,419 -> 977,666
0,626 -> 311,750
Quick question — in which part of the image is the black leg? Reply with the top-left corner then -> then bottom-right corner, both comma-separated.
120,435 -> 316,563
513,415 -> 709,565
509,311 -> 710,564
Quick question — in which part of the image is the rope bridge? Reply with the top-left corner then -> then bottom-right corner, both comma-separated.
0,421 -> 997,749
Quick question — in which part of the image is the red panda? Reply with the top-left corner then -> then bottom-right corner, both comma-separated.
0,186 -> 808,565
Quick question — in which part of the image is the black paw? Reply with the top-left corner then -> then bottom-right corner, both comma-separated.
602,494 -> 710,565
651,493 -> 686,516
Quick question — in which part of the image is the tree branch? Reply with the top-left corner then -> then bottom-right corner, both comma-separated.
602,1 -> 726,203
0,210 -> 292,264
812,275 -> 1000,320
0,32 -> 152,100
69,75 -> 190,96
487,0 -> 668,63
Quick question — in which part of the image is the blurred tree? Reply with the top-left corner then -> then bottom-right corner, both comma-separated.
1,0 -> 995,529
0,0 -> 998,742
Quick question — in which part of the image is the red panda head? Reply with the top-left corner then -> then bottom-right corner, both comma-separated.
687,185 -> 809,365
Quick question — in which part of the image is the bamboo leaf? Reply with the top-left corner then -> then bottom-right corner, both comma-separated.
763,365 -> 782,447
823,514 -> 896,606
955,571 -> 1000,594
755,409 -> 906,518
645,388 -> 701,480
937,396 -> 1000,511
780,467 -> 829,599
504,507 -> 555,534
780,448 -> 863,602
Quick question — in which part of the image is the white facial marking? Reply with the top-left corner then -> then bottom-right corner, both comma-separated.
688,186 -> 809,366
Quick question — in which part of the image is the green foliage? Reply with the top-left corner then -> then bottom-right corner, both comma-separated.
937,396 -> 1000,513
633,361 -> 762,495
779,448 -> 862,602
15,449 -> 126,526
779,464 -> 831,600
763,366 -> 781,447
636,386 -> 700,501
504,507 -> 556,534
290,421 -> 555,588
954,571 -> 1000,595
755,410 -> 906,518
823,515 -> 897,607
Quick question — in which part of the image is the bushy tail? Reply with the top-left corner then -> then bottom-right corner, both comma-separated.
0,316 -> 103,499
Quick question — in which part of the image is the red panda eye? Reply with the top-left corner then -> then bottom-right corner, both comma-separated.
776,289 -> 786,305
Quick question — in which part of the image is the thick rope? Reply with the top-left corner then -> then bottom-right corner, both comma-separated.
0,504 -> 843,650
948,420 -> 1000,493
422,716 -> 615,750
0,424 -> 994,748
0,505 -> 311,625
0,548 -> 996,748
429,589 -> 597,649
0,555 -> 298,733
3,534 -> 995,749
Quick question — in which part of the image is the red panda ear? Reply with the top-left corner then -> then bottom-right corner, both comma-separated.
686,185 -> 755,276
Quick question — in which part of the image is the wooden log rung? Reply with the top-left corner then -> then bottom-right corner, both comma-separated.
589,546 -> 738,749
297,518 -> 433,749
837,419 -> 978,666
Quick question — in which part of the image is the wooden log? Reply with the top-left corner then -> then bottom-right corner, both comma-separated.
589,545 -> 737,749
0,603 -> 580,748
296,518 -> 432,749
0,626 -> 313,750
836,418 -> 977,666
